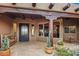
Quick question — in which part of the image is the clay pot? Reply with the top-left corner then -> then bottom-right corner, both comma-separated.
0,48 -> 10,56
45,47 -> 53,54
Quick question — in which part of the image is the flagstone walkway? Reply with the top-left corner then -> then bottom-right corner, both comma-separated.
10,41 -> 54,56
10,40 -> 79,56
64,43 -> 79,52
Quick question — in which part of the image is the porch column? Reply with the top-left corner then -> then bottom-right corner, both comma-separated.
49,19 -> 53,47
59,18 -> 64,41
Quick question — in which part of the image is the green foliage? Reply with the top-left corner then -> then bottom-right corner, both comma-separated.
47,37 -> 51,47
47,32 -> 52,47
57,40 -> 63,46
55,39 -> 74,56
55,47 -> 74,56
2,36 -> 9,50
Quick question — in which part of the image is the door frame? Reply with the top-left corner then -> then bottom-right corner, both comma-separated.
19,23 -> 29,42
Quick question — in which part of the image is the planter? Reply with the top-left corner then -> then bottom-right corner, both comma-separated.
0,48 -> 10,56
45,47 -> 53,54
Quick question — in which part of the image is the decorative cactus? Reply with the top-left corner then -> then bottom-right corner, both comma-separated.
2,36 -> 9,50
47,32 -> 52,47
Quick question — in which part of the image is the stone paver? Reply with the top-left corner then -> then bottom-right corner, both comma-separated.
10,41 -> 54,56
64,43 -> 79,52
10,41 -> 79,56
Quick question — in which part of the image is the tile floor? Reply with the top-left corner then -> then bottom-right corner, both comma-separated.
10,40 -> 79,56
10,40 -> 54,56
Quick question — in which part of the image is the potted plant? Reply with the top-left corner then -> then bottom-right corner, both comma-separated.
45,32 -> 53,54
0,35 -> 10,56
54,39 -> 74,56
2,36 -> 10,50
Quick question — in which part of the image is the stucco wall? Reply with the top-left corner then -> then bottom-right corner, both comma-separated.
63,19 -> 79,43
0,15 -> 13,35
0,14 -> 49,42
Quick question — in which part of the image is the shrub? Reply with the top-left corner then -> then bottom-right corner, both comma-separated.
55,47 -> 74,56
57,40 -> 63,46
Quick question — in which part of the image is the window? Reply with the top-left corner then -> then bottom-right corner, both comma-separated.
44,23 -> 49,37
39,24 -> 43,36
70,26 -> 76,33
64,26 -> 69,33
64,26 -> 76,33
39,23 -> 49,37
31,25 -> 35,36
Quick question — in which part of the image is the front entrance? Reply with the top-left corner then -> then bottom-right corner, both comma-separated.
19,23 -> 29,42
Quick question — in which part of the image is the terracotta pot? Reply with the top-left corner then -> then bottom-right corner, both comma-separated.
0,48 -> 10,56
45,47 -> 53,54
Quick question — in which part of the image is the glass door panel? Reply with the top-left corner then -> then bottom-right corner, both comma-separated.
19,24 -> 29,42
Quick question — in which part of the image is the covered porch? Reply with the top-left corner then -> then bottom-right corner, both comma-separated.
54,16 -> 79,44
0,12 -> 51,47
0,3 -> 79,56
1,11 -> 79,48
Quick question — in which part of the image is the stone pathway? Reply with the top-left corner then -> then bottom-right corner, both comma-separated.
10,41 -> 79,56
64,43 -> 79,56
10,41 -> 54,56
64,43 -> 79,51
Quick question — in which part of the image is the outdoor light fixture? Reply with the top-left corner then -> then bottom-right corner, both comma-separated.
75,8 -> 79,12
49,3 -> 54,9
32,3 -> 36,7
63,3 -> 71,11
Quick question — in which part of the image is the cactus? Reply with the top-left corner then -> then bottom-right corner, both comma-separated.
47,32 -> 53,47
2,36 -> 10,50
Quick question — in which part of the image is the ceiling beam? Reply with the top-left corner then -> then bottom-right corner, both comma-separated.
32,3 -> 36,7
63,3 -> 71,11
75,8 -> 79,12
5,12 -> 45,19
48,3 -> 54,9
0,4 -> 79,15
12,3 -> 16,5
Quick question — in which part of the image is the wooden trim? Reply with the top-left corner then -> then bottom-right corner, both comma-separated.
57,16 -> 79,19
0,5 -> 79,15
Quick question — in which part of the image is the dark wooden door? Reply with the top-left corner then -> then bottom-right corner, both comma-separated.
19,23 -> 29,42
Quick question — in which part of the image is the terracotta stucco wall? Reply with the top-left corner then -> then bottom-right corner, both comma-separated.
0,15 -> 13,35
0,14 -> 49,42
63,19 -> 79,43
